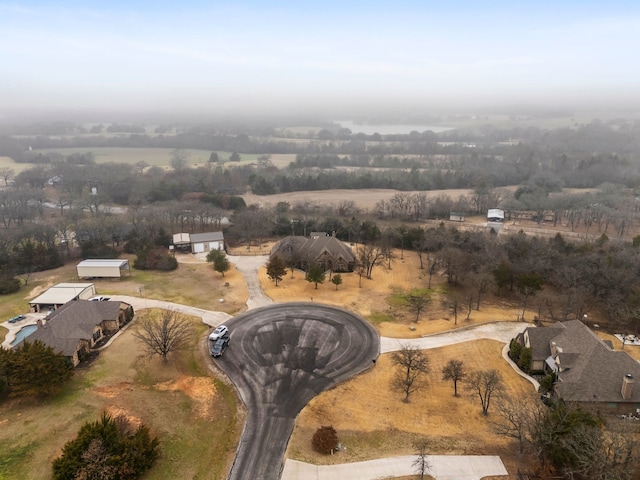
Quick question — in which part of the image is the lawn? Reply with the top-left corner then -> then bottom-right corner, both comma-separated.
0,314 -> 239,480
0,256 -> 249,479
9,253 -> 248,319
258,247 -> 539,474
287,339 -> 533,466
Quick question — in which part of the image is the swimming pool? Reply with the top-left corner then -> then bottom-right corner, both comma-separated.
11,324 -> 38,346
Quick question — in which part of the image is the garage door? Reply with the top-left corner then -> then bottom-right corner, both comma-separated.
193,243 -> 205,253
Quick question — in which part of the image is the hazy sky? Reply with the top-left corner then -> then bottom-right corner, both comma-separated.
1,1 -> 639,116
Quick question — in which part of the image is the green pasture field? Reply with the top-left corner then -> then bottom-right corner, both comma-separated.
26,148 -> 296,169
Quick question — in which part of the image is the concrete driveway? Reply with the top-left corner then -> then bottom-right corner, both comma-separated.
380,321 -> 530,353
282,455 -> 508,480
227,254 -> 272,309
108,295 -> 232,328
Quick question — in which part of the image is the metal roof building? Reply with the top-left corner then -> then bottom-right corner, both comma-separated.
29,283 -> 96,312
76,259 -> 130,279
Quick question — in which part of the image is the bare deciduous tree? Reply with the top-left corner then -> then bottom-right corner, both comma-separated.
356,244 -> 386,279
134,310 -> 193,363
491,392 -> 546,454
391,344 -> 430,402
0,167 -> 15,186
412,437 -> 431,480
405,288 -> 431,322
465,369 -> 504,415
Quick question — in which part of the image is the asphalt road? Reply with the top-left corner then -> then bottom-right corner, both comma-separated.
216,302 -> 379,480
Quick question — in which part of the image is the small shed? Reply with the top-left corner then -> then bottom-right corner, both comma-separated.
77,259 -> 130,279
190,232 -> 224,254
29,283 -> 96,313
487,209 -> 505,222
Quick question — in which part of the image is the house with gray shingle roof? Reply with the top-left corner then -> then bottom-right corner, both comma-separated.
21,300 -> 133,366
519,320 -> 640,414
270,234 -> 355,272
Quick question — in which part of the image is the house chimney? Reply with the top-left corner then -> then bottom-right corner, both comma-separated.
36,319 -> 43,329
622,374 -> 634,400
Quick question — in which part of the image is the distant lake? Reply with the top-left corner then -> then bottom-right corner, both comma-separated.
336,120 -> 454,135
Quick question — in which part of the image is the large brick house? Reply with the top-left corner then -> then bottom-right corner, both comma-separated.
270,234 -> 355,272
517,320 -> 640,414
22,300 -> 134,366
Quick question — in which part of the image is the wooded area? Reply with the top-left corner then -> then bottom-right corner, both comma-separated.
2,118 -> 640,333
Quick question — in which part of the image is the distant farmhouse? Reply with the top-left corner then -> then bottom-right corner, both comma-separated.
76,259 -> 130,279
172,231 -> 224,253
29,283 -> 96,313
270,233 -> 355,272
22,300 -> 134,366
517,320 -> 640,414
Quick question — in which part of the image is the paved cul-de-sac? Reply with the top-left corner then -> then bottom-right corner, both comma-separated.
216,302 -> 379,480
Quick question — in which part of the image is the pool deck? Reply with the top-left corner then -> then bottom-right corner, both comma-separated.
1,313 -> 47,349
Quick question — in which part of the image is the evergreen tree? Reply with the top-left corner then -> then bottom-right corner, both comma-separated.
53,413 -> 159,480
266,255 -> 287,286
306,263 -> 326,289
207,249 -> 230,277
8,340 -> 73,398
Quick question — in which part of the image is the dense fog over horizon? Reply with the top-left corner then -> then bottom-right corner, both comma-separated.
1,1 -> 639,121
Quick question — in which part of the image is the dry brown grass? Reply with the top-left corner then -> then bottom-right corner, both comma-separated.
243,188 -> 476,212
259,247 -> 537,472
260,248 -> 534,338
20,253 -> 249,315
288,339 -> 531,465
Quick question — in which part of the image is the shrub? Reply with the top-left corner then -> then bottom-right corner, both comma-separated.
312,426 -> 338,454
508,339 -> 522,361
80,240 -> 119,259
517,347 -> 532,373
134,247 -> 177,271
52,412 -> 159,480
539,373 -> 556,394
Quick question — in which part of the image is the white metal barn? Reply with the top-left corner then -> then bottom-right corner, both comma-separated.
487,209 -> 505,222
76,259 -> 130,279
189,232 -> 224,254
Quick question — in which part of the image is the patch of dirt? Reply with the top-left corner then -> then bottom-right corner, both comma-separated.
155,375 -> 218,419
104,405 -> 142,429
94,382 -> 135,398
26,284 -> 48,299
